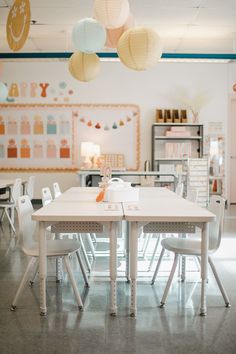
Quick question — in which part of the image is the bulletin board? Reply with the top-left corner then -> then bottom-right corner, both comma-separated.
0,103 -> 140,171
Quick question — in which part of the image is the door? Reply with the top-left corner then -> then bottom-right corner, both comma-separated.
230,99 -> 236,203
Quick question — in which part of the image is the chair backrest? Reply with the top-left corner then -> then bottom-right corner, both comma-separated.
208,195 -> 225,252
175,182 -> 184,197
26,176 -> 35,200
17,195 -> 37,251
41,187 -> 53,206
12,178 -> 22,205
53,182 -> 61,199
186,188 -> 198,203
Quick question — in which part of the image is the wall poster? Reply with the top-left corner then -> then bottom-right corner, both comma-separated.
0,103 -> 140,171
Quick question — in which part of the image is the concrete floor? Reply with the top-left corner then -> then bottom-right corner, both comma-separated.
1,205 -> 236,354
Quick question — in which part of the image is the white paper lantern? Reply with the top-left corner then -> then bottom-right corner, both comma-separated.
0,81 -> 8,102
117,27 -> 162,71
72,18 -> 106,53
94,0 -> 130,29
68,51 -> 100,82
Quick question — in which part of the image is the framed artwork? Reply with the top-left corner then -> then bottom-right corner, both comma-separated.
0,103 -> 140,171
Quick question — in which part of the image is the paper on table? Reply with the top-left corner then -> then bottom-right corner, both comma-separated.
104,203 -> 119,211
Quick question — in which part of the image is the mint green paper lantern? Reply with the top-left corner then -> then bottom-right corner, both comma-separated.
72,18 -> 106,53
0,82 -> 8,102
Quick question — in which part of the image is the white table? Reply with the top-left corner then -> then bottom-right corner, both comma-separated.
123,187 -> 215,317
32,187 -> 123,316
32,186 -> 215,317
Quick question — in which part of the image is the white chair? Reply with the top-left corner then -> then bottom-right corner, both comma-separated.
53,182 -> 61,199
147,182 -> 185,270
26,176 -> 35,200
41,187 -> 53,206
151,195 -> 230,308
175,182 -> 184,197
0,178 -> 22,233
41,186 -> 91,278
11,195 -> 84,312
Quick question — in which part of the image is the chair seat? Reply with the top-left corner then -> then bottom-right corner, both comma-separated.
161,237 -> 214,256
23,240 -> 81,257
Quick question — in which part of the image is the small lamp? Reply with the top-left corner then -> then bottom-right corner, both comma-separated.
80,142 -> 94,169
92,144 -> 101,168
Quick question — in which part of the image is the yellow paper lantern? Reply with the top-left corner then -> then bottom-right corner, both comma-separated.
117,27 -> 162,71
94,0 -> 130,29
68,52 -> 100,82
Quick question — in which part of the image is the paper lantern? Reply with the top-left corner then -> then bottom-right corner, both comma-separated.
117,27 -> 162,71
94,0 -> 130,29
105,14 -> 134,48
0,82 -> 8,102
68,52 -> 100,82
72,18 -> 106,53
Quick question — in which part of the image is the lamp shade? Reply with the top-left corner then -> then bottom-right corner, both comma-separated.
117,27 -> 162,71
72,18 -> 106,53
105,14 -> 134,48
0,82 -> 8,102
68,51 -> 100,82
94,0 -> 130,29
81,142 -> 94,157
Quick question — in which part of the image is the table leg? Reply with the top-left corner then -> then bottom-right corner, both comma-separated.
130,222 -> 138,317
125,222 -> 130,282
39,221 -> 47,316
110,221 -> 117,316
200,222 -> 209,316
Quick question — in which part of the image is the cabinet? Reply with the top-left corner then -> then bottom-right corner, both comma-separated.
151,123 -> 204,188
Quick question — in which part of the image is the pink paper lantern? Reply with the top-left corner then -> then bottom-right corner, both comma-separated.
105,14 -> 134,48
94,0 -> 130,29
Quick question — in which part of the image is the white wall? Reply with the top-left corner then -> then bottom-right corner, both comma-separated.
0,60 -> 231,198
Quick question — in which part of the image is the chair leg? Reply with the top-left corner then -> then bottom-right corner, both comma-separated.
148,234 -> 160,271
64,255 -> 83,310
11,257 -> 37,310
5,207 -> 16,233
29,260 -> 39,286
86,233 -> 96,260
91,233 -> 97,243
160,253 -> 179,307
0,208 -> 5,222
208,256 -> 231,307
76,250 -> 90,288
143,233 -> 153,258
79,234 -> 91,272
151,246 -> 165,285
181,256 -> 186,282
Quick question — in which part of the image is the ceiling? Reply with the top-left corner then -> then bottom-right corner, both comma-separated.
0,0 -> 236,55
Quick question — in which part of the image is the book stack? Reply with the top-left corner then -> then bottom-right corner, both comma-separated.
165,142 -> 192,158
165,126 -> 191,137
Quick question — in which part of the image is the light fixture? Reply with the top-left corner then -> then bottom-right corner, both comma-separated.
117,27 -> 162,71
105,14 -> 134,48
72,18 -> 106,53
94,0 -> 130,29
68,51 -> 100,82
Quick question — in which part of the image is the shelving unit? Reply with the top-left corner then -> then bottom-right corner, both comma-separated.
151,123 -> 204,190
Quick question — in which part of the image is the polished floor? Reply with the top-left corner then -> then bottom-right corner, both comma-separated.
1,205 -> 236,354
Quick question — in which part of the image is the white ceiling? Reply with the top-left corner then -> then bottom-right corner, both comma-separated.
0,0 -> 236,54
